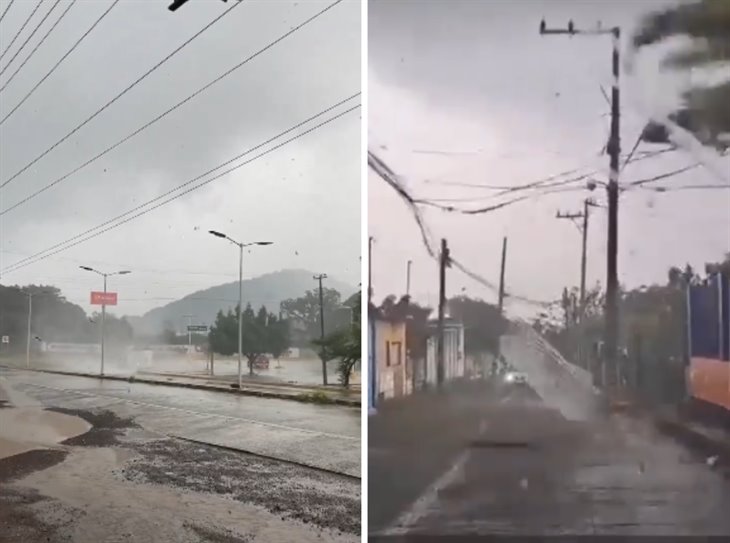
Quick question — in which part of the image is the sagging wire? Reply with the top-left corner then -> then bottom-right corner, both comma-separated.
370,149 -> 558,309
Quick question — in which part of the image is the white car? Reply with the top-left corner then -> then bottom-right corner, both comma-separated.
504,371 -> 527,385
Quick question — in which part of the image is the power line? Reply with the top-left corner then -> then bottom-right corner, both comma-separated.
0,0 -> 347,215
640,183 -> 730,192
626,163 -> 703,187
368,150 -> 438,257
0,0 -> 61,79
422,147 -> 675,193
369,150 -> 557,309
0,0 -> 120,128
1,102 -> 360,275
0,0 -> 44,66
0,0 -> 242,189
0,0 -> 76,94
0,0 -> 16,25
3,93 -> 358,268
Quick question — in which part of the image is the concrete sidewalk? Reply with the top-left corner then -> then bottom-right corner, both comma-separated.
0,365 -> 360,407
649,406 -> 730,471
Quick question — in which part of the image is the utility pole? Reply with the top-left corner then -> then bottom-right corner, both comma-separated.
406,260 -> 412,298
541,19 -> 621,389
556,206 -> 586,308
184,314 -> 194,354
26,292 -> 33,369
497,237 -> 508,315
556,198 -> 599,318
314,273 -> 329,386
437,239 -> 450,387
368,236 -> 374,307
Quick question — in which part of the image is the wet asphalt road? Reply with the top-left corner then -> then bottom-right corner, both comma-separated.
1,367 -> 360,476
369,382 -> 730,539
0,367 -> 361,542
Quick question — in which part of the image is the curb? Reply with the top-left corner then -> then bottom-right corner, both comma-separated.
654,413 -> 730,465
0,366 -> 360,408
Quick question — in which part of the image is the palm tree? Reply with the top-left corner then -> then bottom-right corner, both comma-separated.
633,0 -> 730,150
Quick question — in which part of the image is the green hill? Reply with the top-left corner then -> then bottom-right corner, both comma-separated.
126,269 -> 356,335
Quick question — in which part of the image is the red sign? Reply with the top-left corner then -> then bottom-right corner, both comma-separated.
90,291 -> 117,306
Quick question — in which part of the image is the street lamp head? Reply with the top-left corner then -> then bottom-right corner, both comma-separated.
117,270 -> 132,275
80,266 -> 94,272
539,19 -> 546,35
255,242 -> 273,246
209,230 -> 226,238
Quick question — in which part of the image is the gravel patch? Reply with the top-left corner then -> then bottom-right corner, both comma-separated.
122,437 -> 361,535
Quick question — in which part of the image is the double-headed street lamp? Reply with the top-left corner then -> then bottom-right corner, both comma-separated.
209,231 -> 272,391
79,266 -> 131,376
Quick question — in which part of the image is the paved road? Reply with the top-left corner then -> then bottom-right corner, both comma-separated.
1,367 -> 360,476
1,367 -> 361,542
370,382 -> 730,538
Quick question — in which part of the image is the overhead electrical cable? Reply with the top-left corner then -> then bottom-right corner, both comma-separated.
0,0 -> 62,79
0,0 -> 76,94
0,0 -> 243,188
0,0 -> 44,66
0,0 -> 345,211
1,101 -> 360,275
0,0 -> 16,25
0,0 -> 120,127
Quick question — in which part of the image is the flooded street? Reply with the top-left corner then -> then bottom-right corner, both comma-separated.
0,367 -> 360,542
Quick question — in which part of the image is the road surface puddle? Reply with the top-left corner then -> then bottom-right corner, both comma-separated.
0,408 -> 91,460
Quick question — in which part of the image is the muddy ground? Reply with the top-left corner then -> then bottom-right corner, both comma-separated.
0,408 -> 360,543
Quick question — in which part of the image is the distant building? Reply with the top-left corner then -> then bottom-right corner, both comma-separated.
421,318 -> 465,388
369,304 -> 411,412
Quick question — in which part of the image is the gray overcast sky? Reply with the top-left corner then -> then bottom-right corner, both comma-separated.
368,0 -> 729,318
0,0 -> 361,316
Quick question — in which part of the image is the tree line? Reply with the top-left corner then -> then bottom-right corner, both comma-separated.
206,288 -> 362,387
533,253 -> 730,403
0,284 -> 133,354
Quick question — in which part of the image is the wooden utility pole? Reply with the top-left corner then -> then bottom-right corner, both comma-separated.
497,237 -> 508,315
314,273 -> 329,385
368,236 -> 374,307
437,239 -> 450,387
406,260 -> 412,298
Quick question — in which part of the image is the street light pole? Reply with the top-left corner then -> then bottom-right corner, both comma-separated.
80,266 -> 131,376
102,273 -> 107,375
209,231 -> 272,391
238,241 -> 244,386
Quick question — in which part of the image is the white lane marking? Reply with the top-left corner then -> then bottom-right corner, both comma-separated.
374,418 -> 491,536
17,381 -> 359,442
378,448 -> 472,536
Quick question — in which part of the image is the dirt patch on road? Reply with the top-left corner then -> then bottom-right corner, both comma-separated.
123,437 -> 361,535
48,408 -> 139,447
184,522 -> 253,543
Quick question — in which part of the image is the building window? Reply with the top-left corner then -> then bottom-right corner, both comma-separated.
393,341 -> 402,365
385,340 -> 391,366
